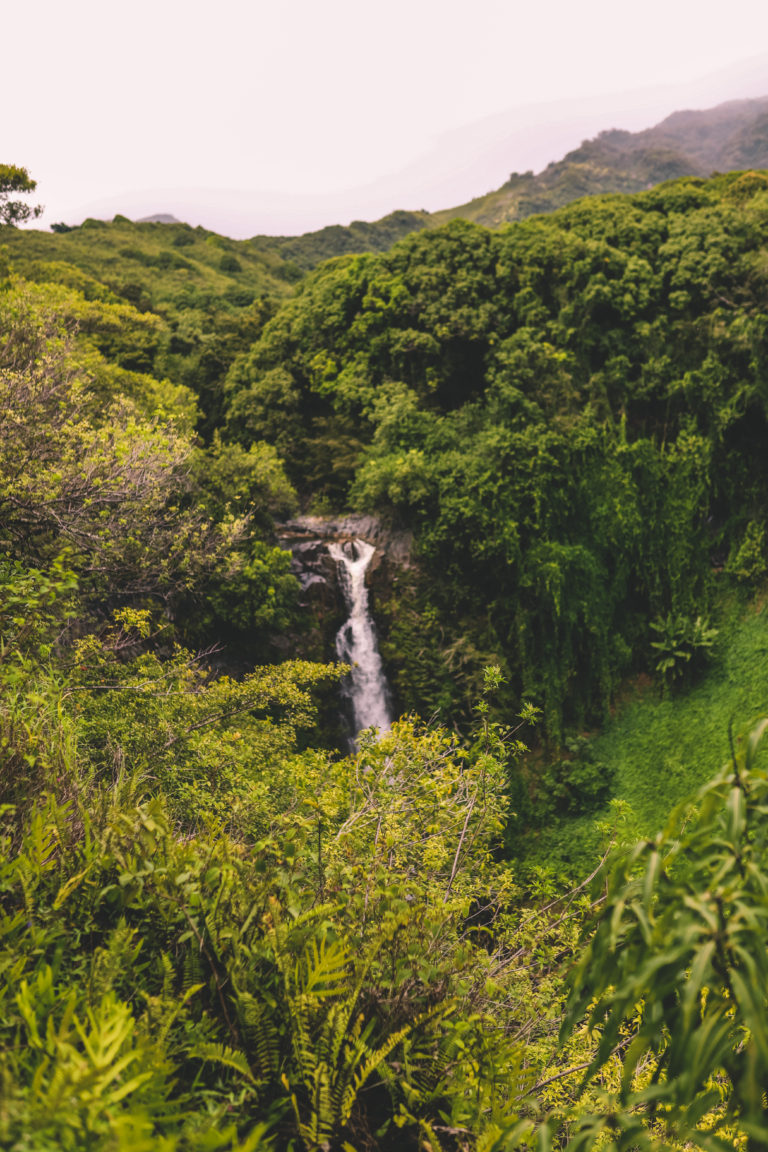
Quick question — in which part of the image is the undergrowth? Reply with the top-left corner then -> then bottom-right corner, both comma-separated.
522,589 -> 768,877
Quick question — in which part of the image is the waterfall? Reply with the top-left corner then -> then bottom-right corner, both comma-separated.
328,539 -> 393,749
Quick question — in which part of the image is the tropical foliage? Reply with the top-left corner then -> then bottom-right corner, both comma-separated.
5,163 -> 768,1150
224,172 -> 768,736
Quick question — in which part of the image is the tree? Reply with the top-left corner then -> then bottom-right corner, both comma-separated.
0,164 -> 43,226
0,279 -> 241,604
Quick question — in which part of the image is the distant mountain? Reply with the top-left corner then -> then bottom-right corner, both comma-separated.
136,213 -> 182,224
260,96 -> 768,267
433,96 -> 768,227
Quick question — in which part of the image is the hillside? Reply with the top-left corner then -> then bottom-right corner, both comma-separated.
7,161 -> 768,1148
251,209 -> 432,272
0,214 -> 298,437
14,97 -> 768,287
434,96 -> 768,227
3,213 -> 296,304
244,96 -> 768,267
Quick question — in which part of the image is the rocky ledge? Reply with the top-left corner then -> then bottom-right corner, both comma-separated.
277,514 -> 412,569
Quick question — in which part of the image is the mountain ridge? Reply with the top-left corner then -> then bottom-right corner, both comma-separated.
253,94 -> 768,265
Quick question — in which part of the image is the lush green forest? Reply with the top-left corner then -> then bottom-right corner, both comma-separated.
6,162 -> 768,1150
225,170 -> 768,740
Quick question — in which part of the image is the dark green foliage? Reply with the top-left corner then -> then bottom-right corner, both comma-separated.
529,736 -> 613,825
377,569 -> 508,726
224,173 -> 768,737
649,612 -> 718,689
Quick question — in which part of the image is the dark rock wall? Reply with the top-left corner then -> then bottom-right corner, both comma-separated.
276,514 -> 411,667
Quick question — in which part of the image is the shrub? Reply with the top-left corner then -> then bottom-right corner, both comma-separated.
649,612 -> 718,690
725,520 -> 767,583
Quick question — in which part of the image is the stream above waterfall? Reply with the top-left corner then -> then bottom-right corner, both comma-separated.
328,538 -> 393,749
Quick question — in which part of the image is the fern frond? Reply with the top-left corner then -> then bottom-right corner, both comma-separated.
297,935 -> 349,1000
337,1019 -> 416,1124
158,951 -> 174,1000
193,1041 -> 257,1086
182,945 -> 204,993
237,991 -> 282,1078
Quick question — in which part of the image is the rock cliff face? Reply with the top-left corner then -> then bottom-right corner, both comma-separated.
275,512 -> 411,669
279,515 -> 412,572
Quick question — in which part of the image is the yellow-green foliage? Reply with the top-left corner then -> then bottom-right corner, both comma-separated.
0,268 -> 301,653
69,614 -> 340,835
0,609 -> 574,1151
2,217 -> 294,308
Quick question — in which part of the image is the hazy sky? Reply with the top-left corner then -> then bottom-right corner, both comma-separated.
5,0 -> 768,235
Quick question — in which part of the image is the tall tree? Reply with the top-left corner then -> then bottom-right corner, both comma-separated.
0,164 -> 42,226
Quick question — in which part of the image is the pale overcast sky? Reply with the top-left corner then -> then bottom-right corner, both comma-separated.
5,0 -> 768,235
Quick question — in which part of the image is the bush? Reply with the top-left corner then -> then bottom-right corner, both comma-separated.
529,735 -> 613,825
649,612 -> 718,690
725,520 -> 767,583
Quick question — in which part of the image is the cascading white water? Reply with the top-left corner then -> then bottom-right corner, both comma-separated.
328,538 -> 393,748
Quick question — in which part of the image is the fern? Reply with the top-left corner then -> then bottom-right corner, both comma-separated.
89,920 -> 142,1000
236,991 -> 282,1080
267,918 -> 438,1151
192,1041 -> 258,1086
182,943 -> 204,992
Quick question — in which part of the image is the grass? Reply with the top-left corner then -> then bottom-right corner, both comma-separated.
521,591 -> 768,878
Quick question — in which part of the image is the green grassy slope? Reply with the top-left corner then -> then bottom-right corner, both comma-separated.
524,595 -> 768,875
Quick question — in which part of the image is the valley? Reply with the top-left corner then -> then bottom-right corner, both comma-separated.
4,125 -> 768,1149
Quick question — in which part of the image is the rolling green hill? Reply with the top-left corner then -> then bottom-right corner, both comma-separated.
250,96 -> 768,265
0,214 -> 298,436
251,209 -> 432,273
1,213 -> 296,308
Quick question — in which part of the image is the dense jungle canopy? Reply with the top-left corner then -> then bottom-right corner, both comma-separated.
4,166 -> 768,1151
